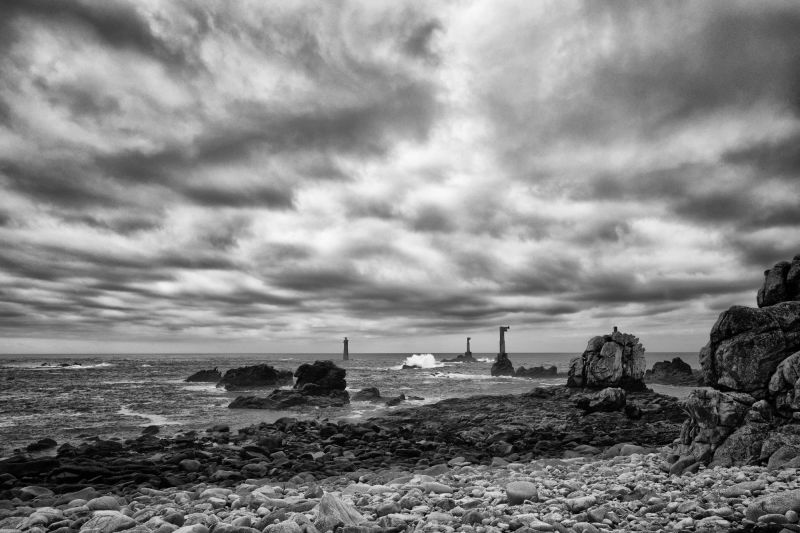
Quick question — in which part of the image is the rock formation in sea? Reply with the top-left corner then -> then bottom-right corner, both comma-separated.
184,367 -> 222,382
444,337 -> 477,362
490,353 -> 515,376
294,360 -> 347,392
672,253 -> 800,471
229,360 -> 349,409
644,357 -> 700,386
566,327 -> 647,390
515,365 -> 558,378
216,364 -> 294,391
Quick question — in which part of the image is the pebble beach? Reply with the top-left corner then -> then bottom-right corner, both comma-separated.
2,384 -> 799,533
4,447 -> 800,533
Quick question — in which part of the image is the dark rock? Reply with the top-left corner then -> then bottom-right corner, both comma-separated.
217,364 -> 293,391
515,365 -> 557,378
575,387 -> 626,413
26,437 -> 57,452
491,353 -> 515,377
700,302 -> 800,395
385,394 -> 407,407
294,360 -> 346,391
442,353 -> 477,363
644,357 -> 700,386
185,368 -> 222,383
352,388 -> 382,401
401,365 -> 420,370
757,256 -> 800,308
567,329 -> 646,390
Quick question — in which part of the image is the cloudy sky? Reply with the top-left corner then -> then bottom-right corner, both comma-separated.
1,0 -> 799,356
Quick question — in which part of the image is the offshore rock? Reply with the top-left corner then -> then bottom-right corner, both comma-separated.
699,302 -> 800,396
217,364 -> 293,391
757,255 -> 800,308
515,365 -> 557,378
567,329 -> 646,390
442,353 -> 477,363
352,387 -> 382,401
185,368 -> 222,383
294,361 -> 346,392
491,353 -> 515,377
644,357 -> 699,386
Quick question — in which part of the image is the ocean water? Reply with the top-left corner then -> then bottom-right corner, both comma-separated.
0,352 -> 698,456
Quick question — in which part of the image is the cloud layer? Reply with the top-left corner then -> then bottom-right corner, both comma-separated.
2,0 -> 799,354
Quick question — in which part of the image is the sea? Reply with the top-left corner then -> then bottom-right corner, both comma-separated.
0,352 -> 699,457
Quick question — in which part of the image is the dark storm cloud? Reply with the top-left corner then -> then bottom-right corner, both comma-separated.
402,19 -> 442,63
0,0 -> 187,64
724,132 -> 800,178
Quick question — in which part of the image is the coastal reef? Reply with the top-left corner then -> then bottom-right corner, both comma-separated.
566,328 -> 646,391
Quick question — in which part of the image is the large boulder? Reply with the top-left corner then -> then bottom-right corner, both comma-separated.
757,255 -> 800,308
575,387 -> 626,413
567,329 -> 646,390
645,357 -> 699,386
491,353 -> 515,377
217,364 -> 294,391
768,350 -> 800,415
294,361 -> 346,392
185,368 -> 222,383
699,302 -> 800,396
674,389 -> 755,462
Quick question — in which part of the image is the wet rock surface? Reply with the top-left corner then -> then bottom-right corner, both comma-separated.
217,365 -> 294,391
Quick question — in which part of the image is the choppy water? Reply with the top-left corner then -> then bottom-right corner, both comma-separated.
0,352 -> 698,455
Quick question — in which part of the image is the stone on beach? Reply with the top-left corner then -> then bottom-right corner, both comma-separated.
314,493 -> 364,532
80,511 -> 136,533
505,480 -> 538,504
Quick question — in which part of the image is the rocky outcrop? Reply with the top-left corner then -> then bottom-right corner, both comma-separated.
185,368 -> 222,382
491,353 -> 515,377
294,360 -> 346,392
672,254 -> 800,470
230,361 -> 350,409
699,302 -> 800,396
217,364 -> 294,391
352,387 -> 381,401
644,357 -> 700,386
515,365 -> 558,378
567,328 -> 646,390
758,255 -> 800,307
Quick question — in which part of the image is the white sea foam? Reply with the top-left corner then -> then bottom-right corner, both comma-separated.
477,357 -> 494,363
394,353 -> 443,370
117,406 -> 179,426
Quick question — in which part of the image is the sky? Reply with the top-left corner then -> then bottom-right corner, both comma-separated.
1,0 -> 799,356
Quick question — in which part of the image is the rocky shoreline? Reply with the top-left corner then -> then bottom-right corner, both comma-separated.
3,385 -> 800,533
